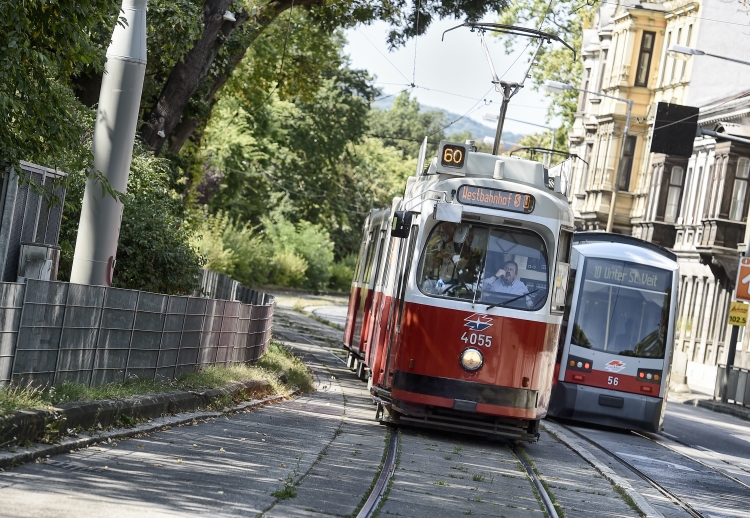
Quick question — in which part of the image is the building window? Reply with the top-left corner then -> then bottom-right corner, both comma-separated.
670,28 -> 682,84
635,32 -> 656,87
618,136 -> 637,191
597,50 -> 608,92
704,164 -> 715,218
664,165 -> 684,223
580,68 -> 591,110
729,157 -> 750,221
659,32 -> 671,87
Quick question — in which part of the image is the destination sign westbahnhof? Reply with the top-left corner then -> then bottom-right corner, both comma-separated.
457,185 -> 535,214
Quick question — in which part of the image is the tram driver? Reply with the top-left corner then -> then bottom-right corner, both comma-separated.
483,260 -> 533,308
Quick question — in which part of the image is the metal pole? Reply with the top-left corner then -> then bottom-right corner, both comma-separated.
605,99 -> 633,233
722,325 -> 740,403
70,0 -> 148,286
492,82 -> 517,156
702,52 -> 750,67
722,238 -> 750,402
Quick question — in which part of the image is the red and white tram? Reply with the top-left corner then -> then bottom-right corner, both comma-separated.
344,140 -> 575,440
548,232 -> 679,432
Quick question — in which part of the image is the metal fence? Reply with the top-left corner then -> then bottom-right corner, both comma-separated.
713,364 -> 750,405
0,278 -> 274,388
197,269 -> 273,305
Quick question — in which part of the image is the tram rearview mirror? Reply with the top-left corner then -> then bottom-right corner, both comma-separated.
453,224 -> 469,244
391,211 -> 413,238
435,201 -> 463,224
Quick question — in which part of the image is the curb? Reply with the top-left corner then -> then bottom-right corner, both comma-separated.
684,398 -> 750,422
0,393 -> 284,470
542,421 -> 663,518
0,380 -> 271,458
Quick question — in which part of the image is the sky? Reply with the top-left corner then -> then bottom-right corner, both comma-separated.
344,16 -> 561,137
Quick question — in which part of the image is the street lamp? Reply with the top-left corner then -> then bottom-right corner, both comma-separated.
544,80 -> 633,232
668,44 -> 750,67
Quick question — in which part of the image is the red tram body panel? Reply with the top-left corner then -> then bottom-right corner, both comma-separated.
343,141 -> 576,440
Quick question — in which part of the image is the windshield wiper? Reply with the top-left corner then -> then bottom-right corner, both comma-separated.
485,288 -> 541,310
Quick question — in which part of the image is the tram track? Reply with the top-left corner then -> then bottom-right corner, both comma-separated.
632,430 -> 750,493
354,425 -> 563,518
356,428 -> 399,518
558,423 -> 706,518
512,444 -> 561,518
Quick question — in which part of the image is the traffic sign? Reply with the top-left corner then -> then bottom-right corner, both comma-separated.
728,301 -> 748,327
736,257 -> 750,302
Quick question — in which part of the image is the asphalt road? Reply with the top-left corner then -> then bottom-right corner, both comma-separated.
662,401 -> 750,488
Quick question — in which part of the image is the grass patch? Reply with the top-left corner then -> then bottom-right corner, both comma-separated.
0,341 -> 313,417
613,485 -> 641,515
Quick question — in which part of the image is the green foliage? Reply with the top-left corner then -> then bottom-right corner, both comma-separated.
496,1 -> 595,133
329,254 -> 357,292
191,200 -> 335,291
59,137 -> 204,295
0,0 -> 118,168
369,92 -> 447,158
261,202 -> 335,290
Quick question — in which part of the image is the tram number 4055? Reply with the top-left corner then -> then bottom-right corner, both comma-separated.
461,332 -> 492,347
607,376 -> 619,386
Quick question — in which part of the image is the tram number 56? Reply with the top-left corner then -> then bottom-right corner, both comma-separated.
461,332 -> 492,347
607,376 -> 619,386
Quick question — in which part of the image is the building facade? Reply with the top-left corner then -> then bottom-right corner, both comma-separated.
566,0 -> 750,392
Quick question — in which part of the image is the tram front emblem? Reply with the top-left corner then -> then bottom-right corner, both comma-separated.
464,314 -> 494,332
604,359 -> 626,373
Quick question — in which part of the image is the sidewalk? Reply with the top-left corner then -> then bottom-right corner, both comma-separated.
669,388 -> 750,422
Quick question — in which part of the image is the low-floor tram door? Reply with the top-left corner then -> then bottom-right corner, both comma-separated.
383,224 -> 420,389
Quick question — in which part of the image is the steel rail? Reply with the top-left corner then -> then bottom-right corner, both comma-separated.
633,431 -> 750,492
560,424 -> 705,518
356,428 -> 399,518
513,445 -> 560,518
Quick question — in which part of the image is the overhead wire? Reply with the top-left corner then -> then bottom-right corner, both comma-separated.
355,28 -> 412,83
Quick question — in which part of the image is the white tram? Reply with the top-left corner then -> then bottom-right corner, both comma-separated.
548,232 -> 679,432
344,140 -> 575,440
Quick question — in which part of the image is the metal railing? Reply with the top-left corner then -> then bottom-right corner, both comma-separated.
0,277 -> 274,388
714,364 -> 750,405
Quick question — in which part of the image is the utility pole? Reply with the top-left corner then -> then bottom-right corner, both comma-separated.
70,0 -> 148,286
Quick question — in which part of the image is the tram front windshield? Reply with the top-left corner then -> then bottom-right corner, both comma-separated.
571,258 -> 671,359
417,222 -> 548,310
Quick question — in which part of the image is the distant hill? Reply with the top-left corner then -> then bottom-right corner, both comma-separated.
372,96 -> 525,144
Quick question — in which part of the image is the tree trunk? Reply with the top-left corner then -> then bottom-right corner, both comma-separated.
141,0 -> 235,153
141,0 -> 320,154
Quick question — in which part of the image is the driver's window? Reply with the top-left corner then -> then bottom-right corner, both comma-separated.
481,228 -> 549,310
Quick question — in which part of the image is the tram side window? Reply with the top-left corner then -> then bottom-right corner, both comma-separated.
417,222 -> 549,310
362,233 -> 378,286
571,258 -> 671,359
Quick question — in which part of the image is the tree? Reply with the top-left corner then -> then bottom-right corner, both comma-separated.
58,140 -> 204,294
0,0 -> 118,169
368,92 -> 447,159
496,1 -> 595,140
130,0 -> 512,154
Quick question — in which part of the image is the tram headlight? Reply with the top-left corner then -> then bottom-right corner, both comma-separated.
460,348 -> 484,372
